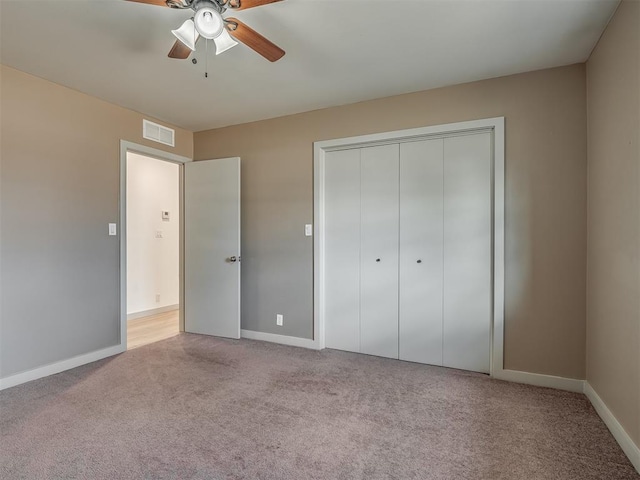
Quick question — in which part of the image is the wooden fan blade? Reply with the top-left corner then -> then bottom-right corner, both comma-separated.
227,0 -> 282,11
168,40 -> 192,59
125,0 -> 169,7
225,18 -> 285,62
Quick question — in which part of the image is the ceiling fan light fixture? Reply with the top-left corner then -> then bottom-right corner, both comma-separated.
214,28 -> 239,55
194,7 -> 224,39
171,18 -> 199,51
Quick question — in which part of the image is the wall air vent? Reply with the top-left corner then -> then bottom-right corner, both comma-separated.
143,119 -> 175,147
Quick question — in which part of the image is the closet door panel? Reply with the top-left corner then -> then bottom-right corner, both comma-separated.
399,139 -> 444,365
443,133 -> 492,373
360,144 -> 399,359
324,149 -> 361,353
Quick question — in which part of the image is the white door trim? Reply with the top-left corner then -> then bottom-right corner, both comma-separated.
313,117 -> 506,376
119,141 -> 192,351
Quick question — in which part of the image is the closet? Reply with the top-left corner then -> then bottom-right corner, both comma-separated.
324,132 -> 492,374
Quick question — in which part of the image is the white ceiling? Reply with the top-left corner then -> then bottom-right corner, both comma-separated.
0,0 -> 619,132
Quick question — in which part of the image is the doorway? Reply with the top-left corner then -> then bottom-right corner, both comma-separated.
125,151 -> 181,349
119,140 -> 242,351
119,141 -> 191,351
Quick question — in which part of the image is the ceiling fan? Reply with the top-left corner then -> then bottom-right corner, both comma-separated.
126,0 -> 285,62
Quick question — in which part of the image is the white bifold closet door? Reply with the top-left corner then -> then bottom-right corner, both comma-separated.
399,139 -> 444,365
442,133 -> 492,373
323,132 -> 491,374
360,144 -> 399,359
324,148 -> 361,353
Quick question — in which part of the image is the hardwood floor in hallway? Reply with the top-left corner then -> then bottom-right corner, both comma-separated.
127,309 -> 180,350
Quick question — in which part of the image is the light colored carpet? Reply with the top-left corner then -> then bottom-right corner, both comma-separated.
1,334 -> 637,480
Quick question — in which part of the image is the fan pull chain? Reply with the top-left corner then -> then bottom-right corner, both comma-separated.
205,38 -> 209,78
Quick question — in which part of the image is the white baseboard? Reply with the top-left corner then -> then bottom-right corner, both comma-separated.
127,304 -> 179,321
0,344 -> 125,391
241,329 -> 319,350
584,382 -> 640,473
493,368 -> 585,393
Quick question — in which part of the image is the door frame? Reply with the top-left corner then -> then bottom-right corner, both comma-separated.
313,117 -> 505,377
119,141 -> 192,351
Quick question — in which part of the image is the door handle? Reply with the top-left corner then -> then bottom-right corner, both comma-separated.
227,256 -> 237,263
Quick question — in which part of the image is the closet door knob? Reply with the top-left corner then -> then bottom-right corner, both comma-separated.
417,259 -> 422,264
376,258 -> 381,262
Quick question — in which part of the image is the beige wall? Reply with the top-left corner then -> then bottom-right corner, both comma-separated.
1,63 -> 589,381
195,64 -> 588,379
586,0 -> 640,449
0,65 -> 192,377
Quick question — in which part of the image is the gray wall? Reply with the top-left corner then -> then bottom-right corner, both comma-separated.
195,64 -> 589,380
0,65 -> 193,378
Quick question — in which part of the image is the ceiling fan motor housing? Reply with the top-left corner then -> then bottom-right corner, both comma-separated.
191,0 -> 226,14
165,0 -> 194,9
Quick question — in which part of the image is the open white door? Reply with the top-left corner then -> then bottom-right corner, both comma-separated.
184,157 -> 240,339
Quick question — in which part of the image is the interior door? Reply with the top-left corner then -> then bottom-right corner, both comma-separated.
184,157 -> 241,339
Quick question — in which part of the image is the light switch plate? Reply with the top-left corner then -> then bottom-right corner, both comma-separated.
109,223 -> 117,236
305,224 -> 313,237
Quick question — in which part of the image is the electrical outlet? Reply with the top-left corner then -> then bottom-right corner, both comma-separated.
276,314 -> 283,326
155,294 -> 160,303
155,230 -> 163,239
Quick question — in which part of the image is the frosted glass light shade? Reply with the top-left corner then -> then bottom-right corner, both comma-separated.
171,19 -> 199,51
214,28 -> 238,55
194,7 -> 224,40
